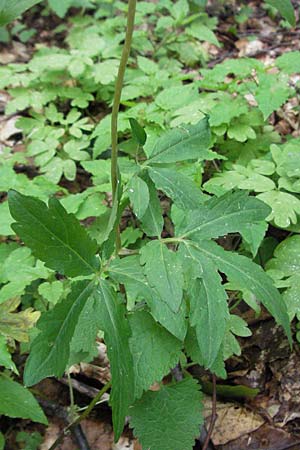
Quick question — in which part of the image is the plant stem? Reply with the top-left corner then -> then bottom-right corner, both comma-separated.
111,0 -> 137,204
67,371 -> 75,420
48,380 -> 112,450
76,380 -> 112,423
202,374 -> 217,450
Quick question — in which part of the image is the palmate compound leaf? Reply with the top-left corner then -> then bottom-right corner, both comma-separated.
8,190 -> 99,277
176,190 -> 271,240
179,244 -> 229,368
108,256 -> 187,341
140,240 -> 184,313
0,375 -> 47,424
129,310 -> 182,400
24,280 -> 96,386
147,117 -> 212,164
93,280 -> 135,442
185,239 -> 291,344
130,378 -> 203,450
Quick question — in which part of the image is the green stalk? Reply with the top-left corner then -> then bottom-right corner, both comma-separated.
111,0 -> 137,205
48,380 -> 112,450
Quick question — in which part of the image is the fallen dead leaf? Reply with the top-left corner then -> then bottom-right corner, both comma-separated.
0,115 -> 21,143
203,396 -> 264,446
236,38 -> 264,57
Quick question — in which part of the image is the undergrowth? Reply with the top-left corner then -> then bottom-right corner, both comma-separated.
0,1 -> 299,449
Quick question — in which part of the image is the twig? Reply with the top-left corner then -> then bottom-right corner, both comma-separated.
110,0 -> 137,253
202,374 -> 217,450
38,398 -> 90,450
48,380 -> 112,450
59,376 -> 110,401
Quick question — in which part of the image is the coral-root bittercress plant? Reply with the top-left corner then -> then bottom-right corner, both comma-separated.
4,1 -> 294,449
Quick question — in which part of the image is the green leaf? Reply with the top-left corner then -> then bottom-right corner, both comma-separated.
187,23 -> 220,47
93,60 -> 119,84
129,118 -> 147,146
94,280 -> 134,441
190,239 -> 291,344
0,202 -> 13,236
0,375 -> 47,424
24,280 -> 95,386
255,73 -> 291,119
2,247 -> 49,285
283,274 -> 300,320
68,293 -> 99,366
185,327 -> 226,379
130,378 -> 203,450
181,246 -> 229,368
0,432 -> 4,450
16,431 -> 43,450
108,256 -> 187,340
257,190 -> 300,228
38,280 -> 64,305
48,0 -> 72,18
229,314 -> 251,337
204,164 -> 276,194
139,173 -> 163,237
266,235 -> 300,275
128,176 -> 150,219
148,117 -> 211,164
241,221 -> 268,257
129,311 -> 182,399
0,298 -> 40,342
276,51 -> 300,74
209,98 -> 248,127
140,240 -> 184,313
8,190 -> 99,277
0,335 -> 18,373
265,0 -> 296,26
0,0 -> 42,26
148,166 -> 204,210
176,191 -> 270,240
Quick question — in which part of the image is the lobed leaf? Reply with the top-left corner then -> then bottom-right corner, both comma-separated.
24,280 -> 95,386
176,190 -> 270,240
108,256 -> 187,340
180,245 -> 229,368
140,240 -> 184,313
148,117 -> 211,164
190,239 -> 291,344
94,280 -> 135,441
148,166 -> 204,210
8,190 -> 99,277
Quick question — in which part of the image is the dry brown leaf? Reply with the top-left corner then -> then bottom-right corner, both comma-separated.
203,396 -> 264,446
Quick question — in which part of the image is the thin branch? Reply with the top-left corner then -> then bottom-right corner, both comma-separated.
48,380 -> 112,450
38,398 -> 90,450
202,374 -> 217,450
110,0 -> 137,252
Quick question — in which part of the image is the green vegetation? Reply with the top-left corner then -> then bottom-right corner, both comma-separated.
0,0 -> 299,448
